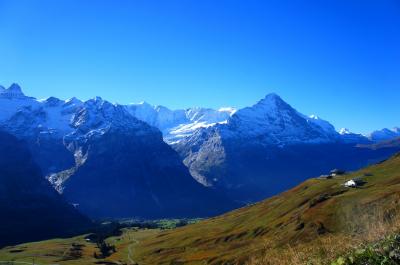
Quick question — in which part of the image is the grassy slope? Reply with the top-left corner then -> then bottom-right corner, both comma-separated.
133,153 -> 400,265
0,228 -> 158,265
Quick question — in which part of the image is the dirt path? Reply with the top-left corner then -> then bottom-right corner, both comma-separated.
127,237 -> 139,265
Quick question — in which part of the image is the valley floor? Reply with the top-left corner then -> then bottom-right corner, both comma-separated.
0,228 -> 159,265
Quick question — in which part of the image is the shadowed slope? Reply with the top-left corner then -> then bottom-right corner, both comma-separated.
0,131 -> 92,247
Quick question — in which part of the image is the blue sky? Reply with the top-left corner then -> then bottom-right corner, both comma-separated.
0,0 -> 399,133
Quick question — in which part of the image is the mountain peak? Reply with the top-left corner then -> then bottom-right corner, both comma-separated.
339,128 -> 351,135
260,93 -> 284,103
252,93 -> 289,111
0,83 -> 26,98
44,96 -> 63,106
65,97 -> 82,105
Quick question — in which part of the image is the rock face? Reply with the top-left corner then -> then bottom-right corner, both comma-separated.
55,99 -> 236,218
0,85 -> 236,219
0,131 -> 91,247
173,94 -> 400,202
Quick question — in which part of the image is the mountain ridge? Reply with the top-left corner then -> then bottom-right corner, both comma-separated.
1,83 -> 397,145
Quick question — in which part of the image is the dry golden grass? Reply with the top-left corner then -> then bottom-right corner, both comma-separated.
247,205 -> 400,265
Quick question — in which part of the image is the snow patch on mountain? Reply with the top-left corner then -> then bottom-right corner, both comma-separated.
125,103 -> 235,143
222,93 -> 340,144
338,128 -> 370,143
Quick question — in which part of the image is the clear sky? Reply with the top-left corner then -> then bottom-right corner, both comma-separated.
0,0 -> 399,133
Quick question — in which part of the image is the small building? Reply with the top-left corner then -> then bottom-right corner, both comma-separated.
344,179 -> 357,188
330,169 -> 345,176
344,177 -> 365,188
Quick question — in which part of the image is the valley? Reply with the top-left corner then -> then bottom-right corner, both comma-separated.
2,153 -> 400,264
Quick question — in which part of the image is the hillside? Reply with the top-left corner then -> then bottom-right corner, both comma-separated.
133,153 -> 400,264
0,131 -> 92,247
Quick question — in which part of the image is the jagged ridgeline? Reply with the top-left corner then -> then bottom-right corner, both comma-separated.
0,84 -> 237,219
0,83 -> 399,219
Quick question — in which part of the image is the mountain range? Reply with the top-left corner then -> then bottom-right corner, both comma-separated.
1,83 -> 399,216
0,84 -> 236,219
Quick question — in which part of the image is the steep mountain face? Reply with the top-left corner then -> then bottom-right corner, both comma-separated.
125,102 -> 235,143
0,85 -> 236,219
0,85 -> 82,175
0,131 -> 91,247
173,94 -> 400,202
53,99 -> 236,218
223,94 -> 340,144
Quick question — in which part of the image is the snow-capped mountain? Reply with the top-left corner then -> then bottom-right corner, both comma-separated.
0,84 -> 83,137
1,83 -> 396,146
339,128 -> 370,143
172,93 -> 400,202
368,128 -> 400,142
0,84 -> 237,218
1,83 -> 399,206
222,93 -> 340,144
125,102 -> 235,143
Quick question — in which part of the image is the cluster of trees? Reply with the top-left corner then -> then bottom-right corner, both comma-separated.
93,239 -> 116,259
89,219 -> 192,259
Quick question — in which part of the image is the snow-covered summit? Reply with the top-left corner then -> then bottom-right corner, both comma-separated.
338,128 -> 370,143
339,128 -> 351,135
0,84 -> 397,146
0,85 -> 154,141
125,102 -> 235,143
223,93 -> 340,144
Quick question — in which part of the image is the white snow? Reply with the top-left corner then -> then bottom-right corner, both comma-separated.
339,128 -> 351,135
125,103 -> 236,143
0,84 -> 397,146
223,93 -> 339,144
